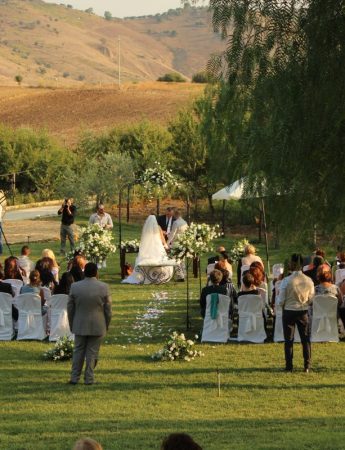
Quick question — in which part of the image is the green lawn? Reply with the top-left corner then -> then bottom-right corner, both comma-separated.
1,221 -> 345,450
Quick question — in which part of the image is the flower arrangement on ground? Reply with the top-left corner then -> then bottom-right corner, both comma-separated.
43,336 -> 74,361
120,239 -> 140,252
169,223 -> 220,260
152,332 -> 204,362
229,238 -> 251,261
71,223 -> 116,264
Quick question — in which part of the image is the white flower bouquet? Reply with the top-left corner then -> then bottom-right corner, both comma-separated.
43,336 -> 74,361
229,238 -> 251,261
72,224 -> 116,263
169,222 -> 220,260
152,332 -> 204,362
121,239 -> 140,252
140,162 -> 179,198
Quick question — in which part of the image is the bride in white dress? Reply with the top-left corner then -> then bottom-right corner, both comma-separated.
122,215 -> 176,285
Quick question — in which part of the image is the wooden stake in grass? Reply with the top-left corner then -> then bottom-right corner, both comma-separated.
217,368 -> 221,397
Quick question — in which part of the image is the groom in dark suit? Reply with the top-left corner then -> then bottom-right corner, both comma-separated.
157,207 -> 175,241
67,262 -> 112,385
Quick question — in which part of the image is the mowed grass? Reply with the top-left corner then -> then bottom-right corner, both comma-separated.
1,221 -> 345,450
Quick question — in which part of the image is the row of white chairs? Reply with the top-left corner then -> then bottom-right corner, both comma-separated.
201,293 -> 340,344
0,292 -> 73,341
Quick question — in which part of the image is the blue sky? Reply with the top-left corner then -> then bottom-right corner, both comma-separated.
44,0 -> 188,18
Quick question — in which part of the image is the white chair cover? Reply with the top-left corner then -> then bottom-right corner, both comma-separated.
16,293 -> 46,340
0,293 -> 13,340
201,294 -> 231,343
206,263 -> 215,275
335,269 -> 345,285
41,286 -> 51,303
3,279 -> 23,297
238,294 -> 266,343
272,264 -> 284,279
311,294 -> 339,342
273,303 -> 284,342
48,294 -> 73,341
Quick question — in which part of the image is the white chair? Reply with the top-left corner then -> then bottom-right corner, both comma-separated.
272,264 -> 284,279
206,263 -> 215,276
311,295 -> 339,342
335,269 -> 345,285
48,294 -> 73,341
3,279 -> 23,297
238,294 -> 267,343
41,286 -> 52,303
0,293 -> 14,340
16,293 -> 46,341
273,303 -> 284,342
201,294 -> 231,343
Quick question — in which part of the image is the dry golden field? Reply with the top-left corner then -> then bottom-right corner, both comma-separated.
0,82 -> 204,144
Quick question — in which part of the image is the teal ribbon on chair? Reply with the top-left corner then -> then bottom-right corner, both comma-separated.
210,293 -> 219,320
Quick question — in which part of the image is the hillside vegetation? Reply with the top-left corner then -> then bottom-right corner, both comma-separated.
0,0 -> 223,85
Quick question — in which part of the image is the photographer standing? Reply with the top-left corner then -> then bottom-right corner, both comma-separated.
58,198 -> 76,255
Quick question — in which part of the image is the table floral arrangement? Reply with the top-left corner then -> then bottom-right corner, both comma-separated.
169,223 -> 220,260
43,336 -> 74,361
152,332 -> 204,362
70,224 -> 116,264
120,239 -> 140,252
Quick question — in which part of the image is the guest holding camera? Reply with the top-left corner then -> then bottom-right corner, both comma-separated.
58,198 -> 76,255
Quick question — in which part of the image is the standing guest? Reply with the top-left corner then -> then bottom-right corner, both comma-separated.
0,266 -> 17,320
73,438 -> 103,450
58,198 -> 76,255
41,249 -> 59,282
17,246 -> 35,282
67,263 -> 112,385
35,257 -> 57,290
167,210 -> 188,281
69,255 -> 87,282
199,269 -> 227,318
4,256 -> 23,281
89,204 -> 113,230
157,207 -> 175,242
277,253 -> 315,373
161,433 -> 202,450
53,272 -> 74,295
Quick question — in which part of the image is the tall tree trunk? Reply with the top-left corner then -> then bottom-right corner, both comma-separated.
207,193 -> 215,218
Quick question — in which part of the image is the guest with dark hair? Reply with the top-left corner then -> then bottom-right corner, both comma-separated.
199,269 -> 227,318
219,251 -> 232,278
35,257 -> 57,290
304,255 -> 325,285
238,272 -> 259,297
161,433 -> 202,450
315,269 -> 341,301
53,272 -> 74,295
4,256 -> 23,281
214,261 -> 237,305
17,245 -> 35,281
0,265 -> 17,320
277,253 -> 314,372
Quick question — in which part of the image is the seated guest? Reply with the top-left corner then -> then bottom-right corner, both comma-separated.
69,254 -> 87,282
4,256 -> 24,281
315,269 -> 341,303
200,269 -> 227,318
53,272 -> 74,295
207,246 -> 226,265
20,270 -> 45,304
0,265 -> 17,320
73,438 -> 103,450
35,257 -> 57,290
238,272 -> 260,298
161,433 -> 202,450
41,249 -> 59,282
315,248 -> 331,268
17,245 -> 35,281
219,251 -> 233,279
214,261 -> 237,305
304,255 -> 324,285
242,244 -> 264,268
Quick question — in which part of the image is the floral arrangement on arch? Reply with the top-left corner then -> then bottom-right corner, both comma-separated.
229,238 -> 251,261
152,332 -> 204,362
71,224 -> 116,263
140,162 -> 179,198
120,239 -> 140,252
43,336 -> 74,361
169,223 -> 220,260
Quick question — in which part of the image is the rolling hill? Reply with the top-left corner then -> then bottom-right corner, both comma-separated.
0,0 -> 223,85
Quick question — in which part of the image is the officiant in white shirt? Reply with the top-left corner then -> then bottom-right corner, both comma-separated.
89,204 -> 113,230
168,210 -> 188,281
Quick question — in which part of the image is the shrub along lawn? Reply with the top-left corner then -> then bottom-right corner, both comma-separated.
1,220 -> 345,450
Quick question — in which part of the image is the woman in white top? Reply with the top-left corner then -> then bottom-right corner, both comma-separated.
242,244 -> 264,268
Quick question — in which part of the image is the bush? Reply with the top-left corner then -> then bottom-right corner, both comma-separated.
192,71 -> 211,83
157,72 -> 186,82
62,71 -> 70,78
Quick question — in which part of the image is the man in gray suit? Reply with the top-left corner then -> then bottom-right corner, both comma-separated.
67,262 -> 112,385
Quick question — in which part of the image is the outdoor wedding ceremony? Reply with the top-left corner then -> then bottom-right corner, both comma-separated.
0,0 -> 345,449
